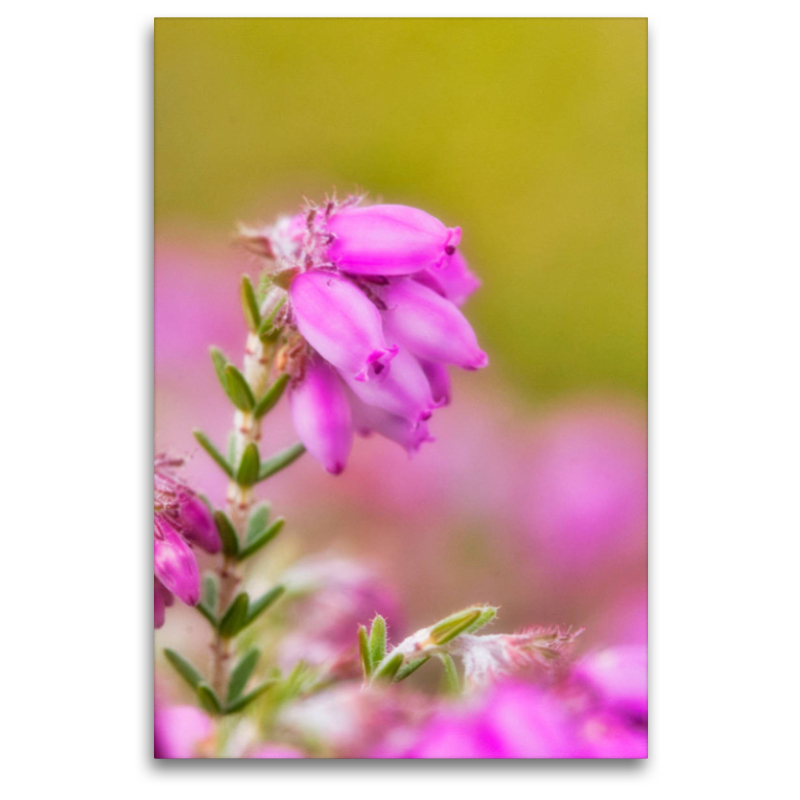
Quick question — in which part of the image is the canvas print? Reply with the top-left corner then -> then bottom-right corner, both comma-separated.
154,18 -> 647,759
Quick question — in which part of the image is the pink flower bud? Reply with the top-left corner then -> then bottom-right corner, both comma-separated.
414,250 -> 481,306
326,204 -> 461,275
290,271 -> 398,382
380,279 -> 488,370
290,357 -> 354,474
154,517 -> 200,606
420,360 -> 451,406
341,345 -> 435,424
154,577 -> 174,629
350,392 -> 435,455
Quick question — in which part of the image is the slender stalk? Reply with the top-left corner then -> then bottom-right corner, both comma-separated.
210,301 -> 279,699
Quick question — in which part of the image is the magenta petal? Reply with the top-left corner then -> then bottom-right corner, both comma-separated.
154,577 -> 174,629
380,279 -> 488,370
420,360 -> 451,407
341,346 -> 435,424
326,204 -> 461,275
414,250 -> 481,306
174,493 -> 219,554
290,357 -> 354,474
154,705 -> 213,759
154,518 -> 200,606
350,392 -> 434,454
290,271 -> 397,381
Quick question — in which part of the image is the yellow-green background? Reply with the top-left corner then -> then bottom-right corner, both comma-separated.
155,18 -> 647,399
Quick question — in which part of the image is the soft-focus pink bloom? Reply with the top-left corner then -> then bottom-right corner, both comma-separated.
240,196 -> 486,474
573,645 -> 648,722
415,250 -> 481,307
350,392 -> 434,455
380,278 -> 488,370
153,456 -> 220,626
248,745 -> 305,759
515,403 -> 647,576
154,704 -> 213,759
290,271 -> 398,383
277,556 -> 403,670
326,204 -> 461,275
378,682 -> 583,759
289,356 -> 353,475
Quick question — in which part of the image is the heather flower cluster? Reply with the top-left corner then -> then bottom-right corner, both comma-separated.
153,455 -> 219,627
239,196 -> 487,474
154,192 -> 647,761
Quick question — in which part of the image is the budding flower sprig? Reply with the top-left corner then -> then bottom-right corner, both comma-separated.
358,607 -> 582,694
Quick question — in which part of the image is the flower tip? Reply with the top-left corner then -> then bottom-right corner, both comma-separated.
327,461 -> 346,475
354,346 -> 399,383
466,351 -> 489,370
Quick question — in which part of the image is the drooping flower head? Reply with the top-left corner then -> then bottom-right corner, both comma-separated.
239,195 -> 487,474
153,455 -> 220,628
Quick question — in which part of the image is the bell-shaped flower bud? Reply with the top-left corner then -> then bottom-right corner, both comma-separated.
341,346 -> 435,424
175,493 -> 220,554
380,279 -> 488,370
326,204 -> 461,275
154,517 -> 201,606
414,250 -> 481,306
290,356 -> 354,474
420,360 -> 451,407
350,392 -> 434,454
154,577 -> 174,629
290,271 -> 398,382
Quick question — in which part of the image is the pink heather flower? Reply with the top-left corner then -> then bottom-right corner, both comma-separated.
239,195 -> 487,474
154,704 -> 214,759
326,204 -> 461,275
288,355 -> 353,475
153,456 -> 220,627
378,682 -> 584,759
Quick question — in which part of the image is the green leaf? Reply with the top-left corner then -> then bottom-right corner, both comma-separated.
395,655 -> 430,682
218,592 -> 249,638
238,517 -> 284,561
195,602 -> 217,628
358,625 -> 372,678
193,430 -> 234,478
429,607 -> 483,646
164,649 -> 204,691
257,296 -> 285,336
242,586 -> 285,629
196,683 -> 222,715
224,680 -> 275,715
240,275 -> 261,332
223,365 -> 255,411
463,605 -> 498,636
253,374 -> 290,420
369,615 -> 387,667
202,575 -> 218,610
257,442 -> 306,482
373,651 -> 404,683
227,648 -> 260,703
227,432 -> 237,466
439,653 -> 461,694
210,347 -> 230,393
236,442 -> 261,487
212,511 -> 239,558
245,503 -> 272,543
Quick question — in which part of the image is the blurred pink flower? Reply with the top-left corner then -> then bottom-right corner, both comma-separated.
277,555 -> 403,670
154,704 -> 213,759
514,401 -> 647,577
153,455 -> 220,627
248,745 -> 305,759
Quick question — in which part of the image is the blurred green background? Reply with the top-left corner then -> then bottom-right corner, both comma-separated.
155,18 -> 647,399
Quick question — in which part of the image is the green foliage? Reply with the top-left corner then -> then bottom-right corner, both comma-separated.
193,429 -> 233,478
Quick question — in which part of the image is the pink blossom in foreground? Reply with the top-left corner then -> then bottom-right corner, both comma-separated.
154,704 -> 213,759
153,455 -> 220,627
240,196 -> 485,474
